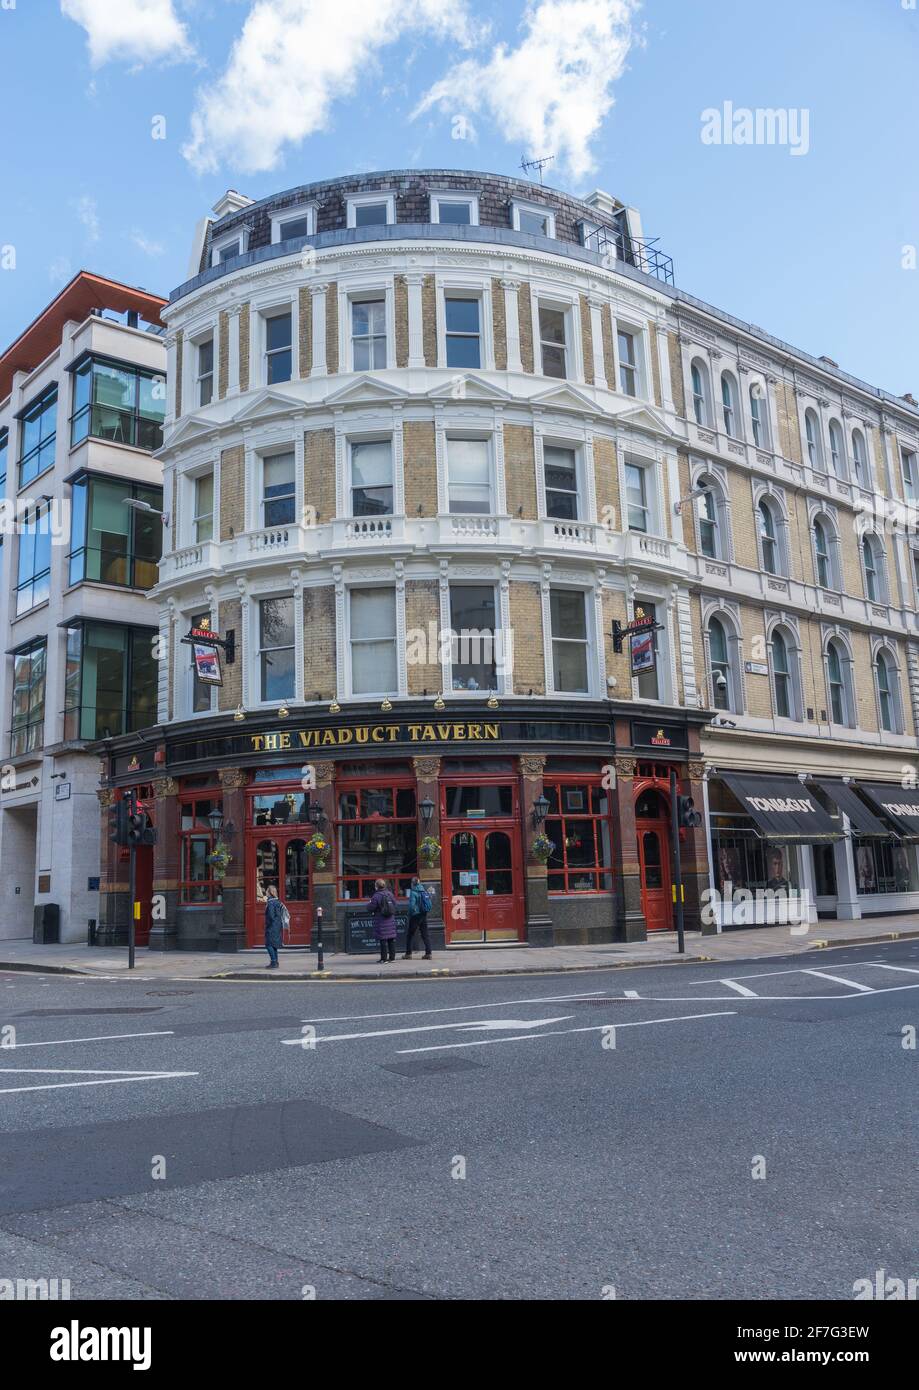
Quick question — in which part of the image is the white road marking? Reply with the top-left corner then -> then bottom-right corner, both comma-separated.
396,1011 -> 737,1054
283,1015 -> 575,1045
801,969 -> 875,993
865,963 -> 919,976
623,990 -> 640,999
0,1068 -> 197,1096
719,979 -> 759,997
3,1030 -> 174,1049
299,990 -> 609,1026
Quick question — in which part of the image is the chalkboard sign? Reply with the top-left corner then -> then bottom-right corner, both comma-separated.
344,908 -> 409,954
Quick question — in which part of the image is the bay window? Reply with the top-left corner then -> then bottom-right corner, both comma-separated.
10,639 -> 46,756
68,475 -> 162,588
63,622 -> 158,741
71,357 -> 164,451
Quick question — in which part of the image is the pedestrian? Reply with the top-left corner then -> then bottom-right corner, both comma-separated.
264,883 -> 284,969
368,877 -> 398,963
404,876 -> 434,959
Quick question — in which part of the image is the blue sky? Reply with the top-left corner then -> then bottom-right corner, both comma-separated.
1,0 -> 918,396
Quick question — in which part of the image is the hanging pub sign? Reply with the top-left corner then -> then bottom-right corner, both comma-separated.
193,641 -> 222,686
612,607 -> 663,678
181,619 -> 235,687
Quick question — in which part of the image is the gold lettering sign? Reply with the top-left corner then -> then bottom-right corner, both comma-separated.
249,722 -> 499,754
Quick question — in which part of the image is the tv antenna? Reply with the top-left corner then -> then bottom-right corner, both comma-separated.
520,154 -> 555,184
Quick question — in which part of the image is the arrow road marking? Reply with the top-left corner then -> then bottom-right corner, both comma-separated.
282,1016 -> 575,1045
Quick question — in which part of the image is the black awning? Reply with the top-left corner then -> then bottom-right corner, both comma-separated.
854,783 -> 919,841
720,773 -> 842,842
810,779 -> 894,839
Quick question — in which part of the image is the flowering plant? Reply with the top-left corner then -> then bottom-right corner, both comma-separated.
419,835 -> 441,865
531,833 -> 555,864
207,840 -> 232,881
305,832 -> 329,869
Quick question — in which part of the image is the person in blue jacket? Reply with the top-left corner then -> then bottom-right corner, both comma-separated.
404,876 -> 433,959
264,884 -> 283,969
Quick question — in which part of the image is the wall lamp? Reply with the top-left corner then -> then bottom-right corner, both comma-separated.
419,797 -> 435,827
532,793 -> 550,826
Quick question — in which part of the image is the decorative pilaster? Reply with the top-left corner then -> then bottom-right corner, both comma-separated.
501,279 -> 522,373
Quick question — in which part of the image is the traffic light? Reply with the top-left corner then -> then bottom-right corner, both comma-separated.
677,794 -> 703,829
109,800 -> 130,846
127,808 -> 157,847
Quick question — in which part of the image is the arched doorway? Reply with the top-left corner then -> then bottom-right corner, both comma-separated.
634,785 -> 672,932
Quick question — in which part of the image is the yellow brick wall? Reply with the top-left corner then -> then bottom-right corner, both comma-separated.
325,283 -> 338,374
649,325 -> 662,407
403,421 -> 437,516
773,379 -> 802,465
602,588 -> 633,692
422,275 -> 437,367
394,277 -> 409,368
304,428 -> 337,523
491,277 -> 507,371
601,306 -> 615,389
298,288 -> 312,378
871,429 -> 890,495
738,603 -> 772,718
219,445 -> 244,540
504,424 -> 537,518
508,581 -> 544,694
218,310 -> 229,400
579,295 -> 594,386
303,586 -> 336,699
667,332 -> 685,417
593,435 -> 619,530
851,630 -> 880,733
217,599 -> 243,711
841,520 -> 867,598
405,580 -> 441,695
518,286 -> 534,374
686,592 -> 706,701
678,452 -> 695,549
238,305 -> 250,393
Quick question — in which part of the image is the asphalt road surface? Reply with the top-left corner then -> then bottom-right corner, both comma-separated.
1,939 -> 918,1300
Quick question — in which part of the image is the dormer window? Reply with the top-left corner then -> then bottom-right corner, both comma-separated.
430,193 -> 479,225
347,193 -> 395,228
511,200 -> 555,238
270,202 -> 316,244
211,229 -> 247,267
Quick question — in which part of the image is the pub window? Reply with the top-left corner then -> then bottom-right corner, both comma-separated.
544,780 -> 613,893
179,796 -> 224,903
336,781 -> 417,900
250,790 -> 313,827
258,596 -> 296,702
349,587 -> 398,695
450,584 -> 497,691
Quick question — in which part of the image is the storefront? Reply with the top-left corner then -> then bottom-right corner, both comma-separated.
96,701 -> 713,950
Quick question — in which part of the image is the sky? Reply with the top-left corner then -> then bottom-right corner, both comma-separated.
1,0 -> 918,396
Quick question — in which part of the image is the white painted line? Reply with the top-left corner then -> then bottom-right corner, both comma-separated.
686,962 -> 884,985
801,969 -> 875,993
283,1015 -> 576,1045
719,979 -> 759,997
623,990 -> 640,999
0,1070 -> 197,1096
590,983 -> 919,1003
299,989 -> 609,1026
3,1030 -> 174,1049
396,1011 -> 737,1054
864,963 -> 919,976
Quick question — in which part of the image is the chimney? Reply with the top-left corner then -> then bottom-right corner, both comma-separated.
211,189 -> 254,221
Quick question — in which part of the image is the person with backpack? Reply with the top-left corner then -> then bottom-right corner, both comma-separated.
404,876 -> 434,959
264,883 -> 285,969
369,878 -> 398,963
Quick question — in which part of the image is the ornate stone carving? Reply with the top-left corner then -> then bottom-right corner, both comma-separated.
687,760 -> 706,782
519,755 -> 546,779
615,756 -> 636,777
219,767 -> 249,790
313,761 -> 335,789
413,756 -> 441,781
97,788 -> 116,808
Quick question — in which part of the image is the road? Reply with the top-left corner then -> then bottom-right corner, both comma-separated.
1,939 -> 917,1300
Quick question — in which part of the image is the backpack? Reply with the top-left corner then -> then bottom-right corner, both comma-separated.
379,890 -> 397,918
417,887 -> 433,914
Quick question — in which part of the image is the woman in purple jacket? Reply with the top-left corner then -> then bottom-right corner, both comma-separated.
369,877 -> 398,963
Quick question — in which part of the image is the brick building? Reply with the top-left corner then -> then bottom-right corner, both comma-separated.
96,170 -> 919,951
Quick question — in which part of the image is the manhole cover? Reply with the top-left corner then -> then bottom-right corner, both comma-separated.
382,1058 -> 485,1077
15,1007 -> 163,1018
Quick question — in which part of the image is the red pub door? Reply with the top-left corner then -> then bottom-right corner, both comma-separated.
245,833 -> 312,947
634,786 -> 673,932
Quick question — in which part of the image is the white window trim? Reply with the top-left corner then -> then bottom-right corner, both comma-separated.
811,512 -> 841,591
689,357 -> 712,427
703,611 -> 742,714
196,336 -> 215,409
539,437 -> 586,524
254,298 -> 297,387
252,591 -> 300,709
430,192 -> 479,226
511,198 -> 556,238
767,622 -> 803,723
211,227 -> 249,268
873,643 -> 903,735
613,317 -> 648,400
446,580 -> 501,697
444,432 -> 496,518
824,635 -> 856,730
180,460 -> 218,550
850,428 -> 872,489
802,406 -> 825,472
629,595 -> 673,705
544,584 -> 597,699
270,201 -> 317,245
346,193 -> 396,229
182,321 -> 219,416
435,278 -> 493,372
534,293 -> 582,383
258,444 -> 298,532
345,433 -> 396,520
621,452 -> 663,537
344,582 -> 403,699
182,599 -> 217,718
900,447 -> 919,502
746,378 -> 771,449
342,283 -> 395,374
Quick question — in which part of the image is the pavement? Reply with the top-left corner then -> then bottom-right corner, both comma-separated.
1,937 -> 918,1299
0,911 -> 918,980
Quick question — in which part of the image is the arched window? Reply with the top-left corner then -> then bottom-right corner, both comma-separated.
749,383 -> 769,448
875,648 -> 899,732
851,429 -> 868,486
812,514 -> 837,590
697,476 -> 724,559
771,628 -> 795,719
826,638 -> 850,726
708,615 -> 733,711
805,409 -> 823,468
862,533 -> 885,603
690,359 -> 710,426
721,372 -> 738,437
829,420 -> 845,478
758,497 -> 781,574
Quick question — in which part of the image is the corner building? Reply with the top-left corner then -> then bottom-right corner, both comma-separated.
98,169 -> 919,950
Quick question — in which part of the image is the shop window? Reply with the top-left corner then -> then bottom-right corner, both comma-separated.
853,839 -> 916,894
813,843 -> 837,897
711,833 -> 799,896
544,781 -> 613,892
250,791 -> 313,826
337,782 -> 417,900
443,784 -> 513,817
179,796 -> 223,903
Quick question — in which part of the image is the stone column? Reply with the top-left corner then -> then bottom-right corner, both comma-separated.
501,279 -> 523,373
413,756 -> 444,949
148,777 -> 181,951
227,305 -> 242,397
309,761 -> 338,950
310,284 -> 328,377
406,274 -> 427,370
832,813 -> 862,921
612,747 -> 645,941
217,768 -> 248,952
520,754 -> 553,946
589,298 -> 608,390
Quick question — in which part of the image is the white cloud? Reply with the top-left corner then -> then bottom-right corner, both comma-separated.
182,0 -> 483,175
48,257 -> 74,286
131,230 -> 166,256
61,0 -> 194,67
74,194 -> 100,243
413,0 -> 641,180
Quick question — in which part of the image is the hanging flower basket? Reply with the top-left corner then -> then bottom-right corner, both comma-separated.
305,832 -> 329,870
419,835 -> 441,866
207,840 -> 232,881
531,833 -> 555,865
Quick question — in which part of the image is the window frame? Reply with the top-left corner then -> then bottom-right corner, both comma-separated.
349,293 -> 389,373
805,408 -> 824,469
443,293 -> 483,370
825,637 -> 852,728
270,202 -> 317,245
901,447 -> 918,502
875,647 -> 900,733
543,777 -> 615,895
511,199 -> 556,238
211,229 -> 248,268
262,307 -> 294,386
617,326 -> 640,398
67,473 -> 163,590
70,355 -> 165,453
179,792 -> 224,904
15,500 -> 53,615
445,434 -> 494,516
62,620 -> 158,742
537,300 -> 571,380
690,359 -> 710,425
260,449 -> 297,530
770,626 -> 798,721
9,637 -> 47,757
257,594 -> 297,705
347,585 -> 399,698
347,435 -> 394,519
346,193 -> 396,229
448,581 -> 499,693
196,337 -> 215,407
542,441 -> 582,522
18,384 -> 58,487
720,371 -> 739,438
548,586 -> 593,697
430,192 -> 479,226
335,776 -> 417,902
